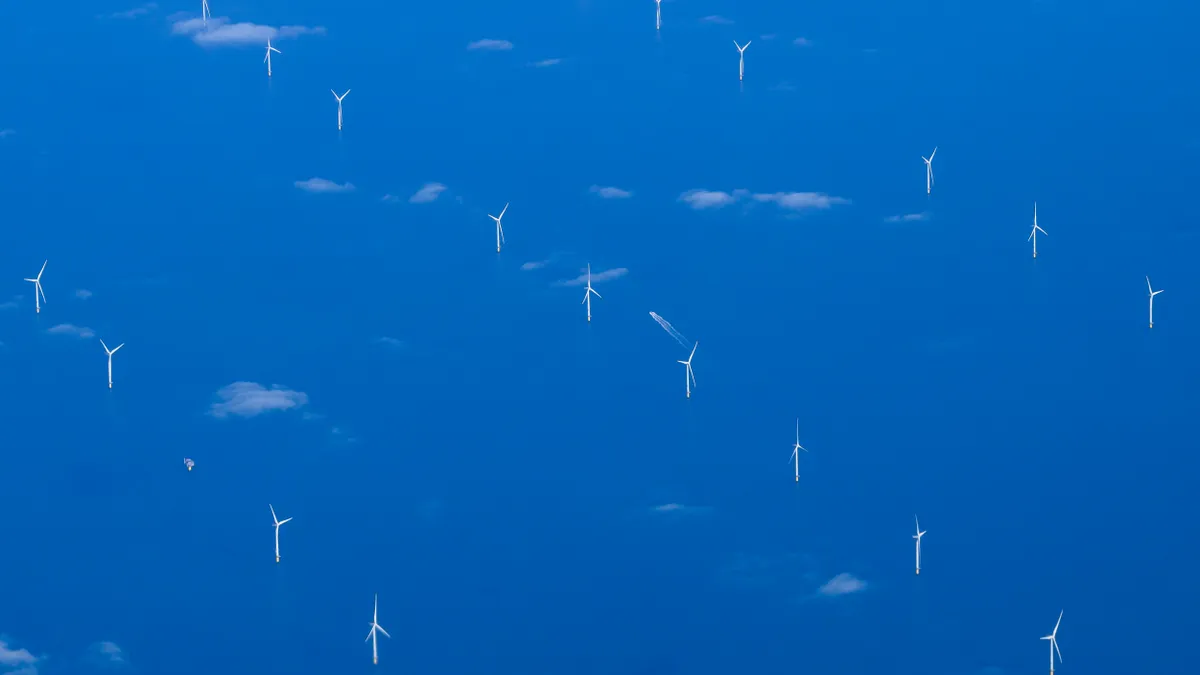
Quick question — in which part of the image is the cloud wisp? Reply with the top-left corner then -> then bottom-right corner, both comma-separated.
884,212 -> 929,223
295,177 -> 355,194
208,382 -> 309,419
650,503 -> 713,516
521,259 -> 550,271
753,192 -> 850,211
106,3 -> 156,19
0,129 -> 14,139
678,189 -> 747,210
467,39 -> 513,51
700,15 -> 734,25
87,640 -> 127,667
47,323 -> 95,339
817,572 -> 867,597
0,638 -> 40,672
553,267 -> 628,287
172,16 -> 326,47
75,289 -> 93,300
589,185 -> 633,199
530,58 -> 562,67
794,37 -> 813,46
409,182 -> 447,204
374,336 -> 404,349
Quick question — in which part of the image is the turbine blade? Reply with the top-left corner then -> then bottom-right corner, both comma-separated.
100,339 -> 109,352
270,504 -> 278,523
499,202 -> 509,219
366,628 -> 374,642
377,626 -> 391,638
1054,640 -> 1062,663
113,343 -> 124,353
1146,276 -> 1153,293
279,517 -> 292,525
592,289 -> 602,298
38,260 -> 47,279
1053,609 -> 1062,634
1028,230 -> 1034,242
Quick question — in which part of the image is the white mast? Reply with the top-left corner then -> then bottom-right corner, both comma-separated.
23,260 -> 47,314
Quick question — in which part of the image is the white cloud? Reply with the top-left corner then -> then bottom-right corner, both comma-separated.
884,212 -> 929,223
554,267 -> 628,287
208,382 -> 309,419
106,3 -> 156,19
521,259 -> 549,271
375,336 -> 404,348
0,638 -> 39,671
467,39 -> 513,51
75,289 -> 93,300
46,323 -> 95,338
752,192 -> 849,211
172,16 -> 326,47
678,189 -> 746,210
760,34 -> 777,40
0,297 -> 18,310
87,641 -> 126,667
794,37 -> 812,46
651,503 -> 712,515
409,182 -> 447,203
295,177 -> 354,193
0,129 -> 14,139
700,15 -> 733,24
817,572 -> 867,596
589,185 -> 632,199
381,194 -> 400,203
530,58 -> 562,67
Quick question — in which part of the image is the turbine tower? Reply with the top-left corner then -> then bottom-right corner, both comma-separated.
201,0 -> 211,26
99,339 -> 125,389
922,147 -> 937,195
332,89 -> 351,130
23,260 -> 47,314
269,504 -> 292,563
1028,202 -> 1048,258
581,264 -> 602,322
1146,276 -> 1164,328
734,41 -> 751,81
789,419 -> 807,482
655,0 -> 661,30
365,593 -> 391,665
913,516 -> 927,575
677,342 -> 697,398
1040,610 -> 1063,675
488,202 -> 508,253
264,39 -> 281,77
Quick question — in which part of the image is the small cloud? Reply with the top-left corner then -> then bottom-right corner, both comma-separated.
760,34 -> 777,40
554,267 -> 628,287
409,182 -> 447,204
381,194 -> 400,203
0,638 -> 40,671
817,572 -> 867,597
87,641 -> 127,667
700,15 -> 733,25
651,503 -> 712,515
106,3 -> 156,19
75,289 -> 93,300
47,323 -> 95,338
589,185 -> 633,199
793,37 -> 812,46
374,336 -> 404,349
0,129 -> 14,139
752,192 -> 850,211
208,382 -> 309,419
884,212 -> 929,223
678,189 -> 746,210
294,177 -> 354,193
521,259 -> 550,271
172,17 -> 326,47
0,297 -> 18,310
530,58 -> 562,67
467,39 -> 513,51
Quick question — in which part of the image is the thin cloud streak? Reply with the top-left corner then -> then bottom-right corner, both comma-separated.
295,177 -> 355,193
75,289 -> 93,300
46,323 -> 95,338
172,16 -> 326,47
208,382 -> 309,419
884,212 -> 929,223
467,39 -> 513,51
589,185 -> 633,199
679,189 -> 747,210
700,15 -> 733,24
106,3 -> 156,19
531,58 -> 562,67
794,37 -> 812,46
521,260 -> 550,271
553,267 -> 628,287
817,572 -> 867,596
409,182 -> 447,203
752,192 -> 850,211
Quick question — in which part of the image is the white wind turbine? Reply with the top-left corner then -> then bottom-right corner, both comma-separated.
332,89 -> 350,130
488,202 -> 508,253
677,342 -> 697,398
264,39 -> 280,77
1147,276 -> 1164,328
365,593 -> 391,665
913,516 -> 927,575
99,339 -> 125,389
922,147 -> 937,195
201,0 -> 210,26
655,0 -> 661,30
1028,202 -> 1048,258
789,419 -> 807,482
582,264 -> 602,322
23,260 -> 47,314
1040,610 -> 1063,675
269,504 -> 292,563
734,40 -> 751,81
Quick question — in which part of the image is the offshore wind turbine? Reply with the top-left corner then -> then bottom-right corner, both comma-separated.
789,419 -> 807,482
332,89 -> 350,130
23,260 -> 47,314
1040,610 -> 1063,675
264,39 -> 280,77
677,342 -> 697,398
922,147 -> 937,194
1147,276 -> 1164,328
269,504 -> 292,563
734,40 -> 751,81
655,0 -> 661,30
99,339 -> 124,389
488,202 -> 508,253
913,516 -> 927,575
1028,202 -> 1048,258
581,264 -> 602,322
201,0 -> 210,26
365,593 -> 391,665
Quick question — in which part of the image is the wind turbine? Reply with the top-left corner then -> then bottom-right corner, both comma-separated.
922,147 -> 937,195
1028,202 -> 1048,258
365,593 -> 391,665
23,260 -> 47,314
332,89 -> 350,130
1040,610 -> 1063,675
655,0 -> 661,30
488,202 -> 508,253
677,342 -> 697,398
1147,276 -> 1164,328
264,39 -> 280,77
269,504 -> 292,563
789,419 -> 807,482
734,41 -> 751,81
201,0 -> 210,26
582,264 -> 602,322
99,339 -> 125,389
913,516 -> 927,575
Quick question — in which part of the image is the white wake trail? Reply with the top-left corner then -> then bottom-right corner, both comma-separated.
649,311 -> 691,348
